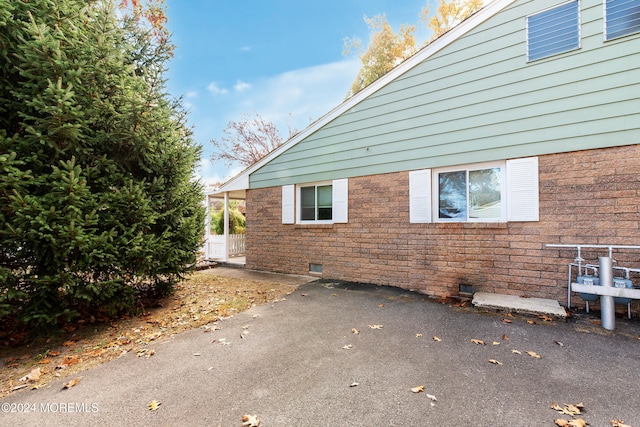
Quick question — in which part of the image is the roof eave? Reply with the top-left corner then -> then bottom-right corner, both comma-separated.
219,0 -> 516,190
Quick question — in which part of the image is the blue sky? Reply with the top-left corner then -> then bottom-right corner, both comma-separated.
164,1 -> 437,186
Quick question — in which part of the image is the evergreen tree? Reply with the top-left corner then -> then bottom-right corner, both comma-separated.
0,0 -> 204,331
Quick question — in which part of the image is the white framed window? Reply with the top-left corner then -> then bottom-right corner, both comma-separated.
527,1 -> 580,62
604,0 -> 640,40
300,182 -> 333,222
281,179 -> 348,224
434,162 -> 506,222
409,157 -> 539,223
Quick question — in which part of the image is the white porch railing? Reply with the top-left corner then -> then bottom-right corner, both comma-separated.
206,234 -> 245,259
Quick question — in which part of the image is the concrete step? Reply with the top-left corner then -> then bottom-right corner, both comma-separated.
472,291 -> 567,318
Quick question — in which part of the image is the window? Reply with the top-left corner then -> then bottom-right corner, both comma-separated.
281,179 -> 348,224
437,164 -> 505,222
409,158 -> 539,223
605,0 -> 640,40
300,184 -> 332,221
527,1 -> 580,61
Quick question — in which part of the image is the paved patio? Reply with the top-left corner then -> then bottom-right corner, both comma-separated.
2,273 -> 639,426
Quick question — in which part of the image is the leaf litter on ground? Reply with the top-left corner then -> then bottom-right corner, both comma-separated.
0,271 -> 298,398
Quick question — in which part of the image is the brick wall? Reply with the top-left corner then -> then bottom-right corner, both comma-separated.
246,145 -> 640,311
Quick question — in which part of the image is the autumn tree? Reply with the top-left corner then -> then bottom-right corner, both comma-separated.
119,0 -> 170,44
421,0 -> 484,41
343,15 -> 416,99
344,1 -> 484,98
211,113 -> 297,168
0,0 -> 204,331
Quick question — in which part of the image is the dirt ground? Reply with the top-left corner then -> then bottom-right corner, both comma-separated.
0,269 -> 299,398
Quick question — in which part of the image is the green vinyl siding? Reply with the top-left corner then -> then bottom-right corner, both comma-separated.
250,0 -> 640,189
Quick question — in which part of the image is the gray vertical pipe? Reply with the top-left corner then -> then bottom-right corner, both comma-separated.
599,256 -> 615,331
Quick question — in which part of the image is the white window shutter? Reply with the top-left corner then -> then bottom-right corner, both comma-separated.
332,178 -> 348,223
409,169 -> 431,223
506,157 -> 539,222
282,185 -> 295,224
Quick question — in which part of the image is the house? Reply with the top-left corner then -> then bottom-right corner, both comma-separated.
208,0 -> 640,313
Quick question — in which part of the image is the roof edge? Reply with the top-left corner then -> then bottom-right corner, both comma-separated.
216,0 -> 516,192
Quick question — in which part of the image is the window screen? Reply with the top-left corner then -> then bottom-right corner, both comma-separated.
527,1 -> 580,61
605,0 -> 640,40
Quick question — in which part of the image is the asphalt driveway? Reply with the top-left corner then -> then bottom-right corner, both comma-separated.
2,278 -> 640,426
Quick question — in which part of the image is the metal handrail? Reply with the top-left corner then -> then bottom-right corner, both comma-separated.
546,243 -> 640,259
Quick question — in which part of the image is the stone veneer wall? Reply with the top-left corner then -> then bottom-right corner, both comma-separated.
245,145 -> 640,311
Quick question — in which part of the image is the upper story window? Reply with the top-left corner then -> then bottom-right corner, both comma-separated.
527,1 -> 580,61
604,0 -> 640,40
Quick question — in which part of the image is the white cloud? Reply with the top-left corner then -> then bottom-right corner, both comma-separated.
240,46 -> 252,52
185,90 -> 198,98
233,58 -> 360,133
207,82 -> 228,95
195,58 -> 361,185
234,80 -> 252,92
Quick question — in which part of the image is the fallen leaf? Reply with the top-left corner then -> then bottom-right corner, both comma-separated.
20,367 -> 41,383
511,349 -> 522,355
342,344 -> 353,350
555,418 -> 587,427
411,385 -> 424,393
526,351 -> 542,359
502,319 -> 513,324
49,351 -> 61,357
62,378 -> 81,389
471,339 -> 486,345
349,382 -> 359,387
62,355 -> 79,366
488,359 -> 503,365
539,314 -> 553,322
527,320 -> 536,325
502,334 -> 509,340
241,414 -> 260,426
492,341 -> 500,346
148,400 -> 161,411
551,402 -> 583,416
38,358 -> 52,365
611,419 -> 632,427
426,394 -> 437,402
555,341 -> 564,347
352,328 -> 359,335
378,303 -> 385,307
564,403 -> 583,415
433,336 -> 442,342
368,324 -> 383,329
415,333 -> 423,338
